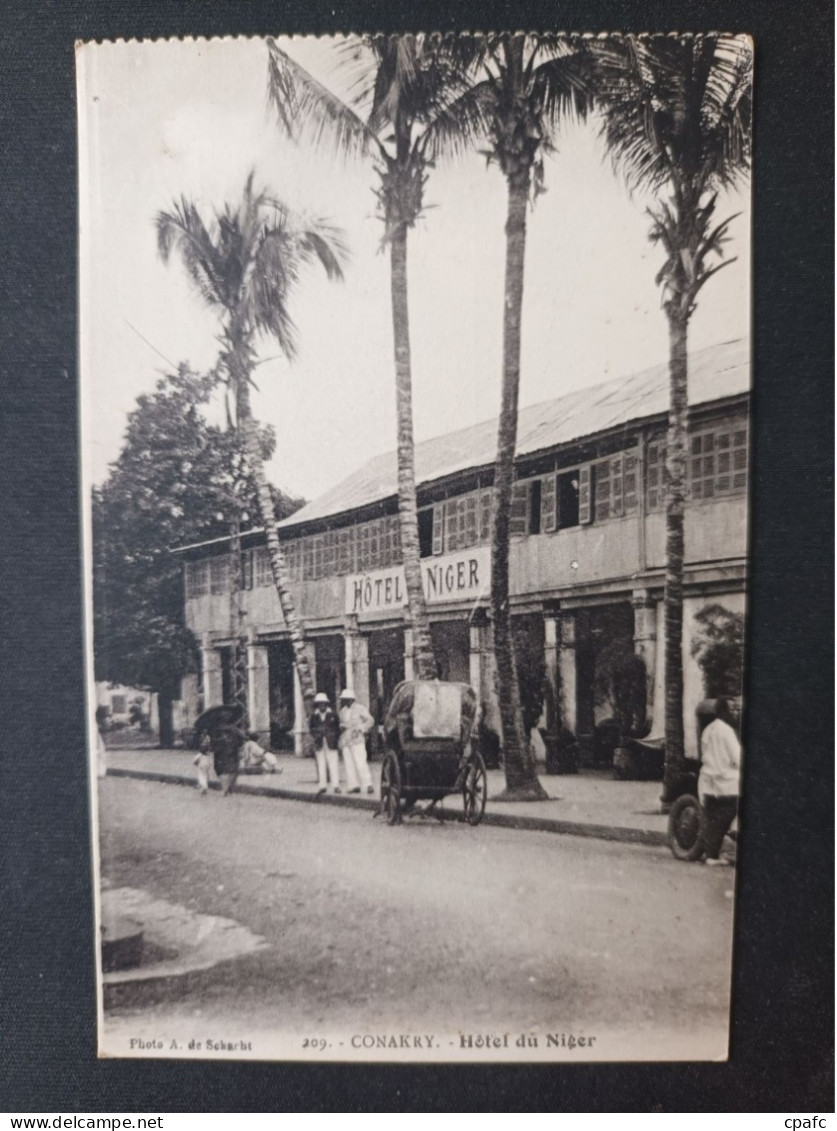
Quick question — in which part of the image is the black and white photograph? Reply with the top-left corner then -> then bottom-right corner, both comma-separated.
78,32 -> 753,1064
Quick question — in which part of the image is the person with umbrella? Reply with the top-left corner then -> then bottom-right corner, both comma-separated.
194,705 -> 247,797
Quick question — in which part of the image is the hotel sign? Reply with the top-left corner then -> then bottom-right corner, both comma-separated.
345,546 -> 490,617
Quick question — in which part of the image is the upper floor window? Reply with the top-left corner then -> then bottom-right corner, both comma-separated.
690,424 -> 748,499
241,548 -> 254,590
209,555 -> 229,595
557,469 -> 580,529
592,453 -> 638,522
434,490 -> 493,554
418,508 -> 434,557
647,420 -> 748,509
185,559 -> 209,599
528,479 -> 542,534
254,547 -> 272,588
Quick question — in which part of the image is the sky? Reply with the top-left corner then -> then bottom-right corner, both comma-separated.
78,36 -> 751,503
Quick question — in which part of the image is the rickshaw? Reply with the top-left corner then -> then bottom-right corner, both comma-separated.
379,680 -> 488,826
667,698 -> 740,861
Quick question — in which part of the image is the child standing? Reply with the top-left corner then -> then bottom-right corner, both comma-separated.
193,732 -> 212,794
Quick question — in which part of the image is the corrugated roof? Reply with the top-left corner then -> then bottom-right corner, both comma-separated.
279,336 -> 750,529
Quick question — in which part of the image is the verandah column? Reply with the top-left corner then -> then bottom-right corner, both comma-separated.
344,615 -> 371,708
632,589 -> 658,732
247,631 -> 271,746
403,625 -> 414,682
292,641 -> 316,756
557,612 -> 578,737
201,634 -> 223,708
468,611 -> 488,700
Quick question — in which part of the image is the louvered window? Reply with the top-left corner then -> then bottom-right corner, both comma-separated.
209,556 -> 229,595
623,454 -> 638,513
541,475 -> 557,533
591,452 -> 639,521
255,547 -> 272,587
479,490 -> 493,542
302,537 -> 315,580
646,438 -> 666,511
509,480 -> 530,537
357,524 -> 370,572
283,541 -> 301,582
578,465 -> 592,525
382,516 -> 401,567
462,494 -> 478,547
445,500 -> 459,551
186,559 -> 209,599
241,549 -> 254,590
337,527 -> 356,575
691,423 -> 748,499
432,505 -> 445,555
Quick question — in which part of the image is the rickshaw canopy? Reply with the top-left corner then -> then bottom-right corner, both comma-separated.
384,681 -> 477,746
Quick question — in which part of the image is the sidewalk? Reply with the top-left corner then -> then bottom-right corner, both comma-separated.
105,746 -> 669,847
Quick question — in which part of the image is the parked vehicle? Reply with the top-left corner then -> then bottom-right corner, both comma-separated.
667,698 -> 741,861
379,680 -> 487,826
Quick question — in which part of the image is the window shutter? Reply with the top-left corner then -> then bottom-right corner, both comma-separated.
611,453 -> 624,517
623,454 -> 638,513
479,490 -> 493,542
509,480 -> 529,538
445,499 -> 459,551
241,549 -> 254,590
463,494 -> 478,546
578,464 -> 592,524
432,504 -> 444,555
541,475 -> 557,533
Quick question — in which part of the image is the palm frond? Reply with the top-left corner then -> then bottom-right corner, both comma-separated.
266,39 -> 384,162
530,48 -> 595,132
297,222 -> 349,281
421,79 -> 494,161
155,198 -> 227,312
594,34 -> 752,196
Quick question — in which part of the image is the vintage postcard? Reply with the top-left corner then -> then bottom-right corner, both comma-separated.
78,32 -> 752,1062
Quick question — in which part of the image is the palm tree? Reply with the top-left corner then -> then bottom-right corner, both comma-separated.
425,34 -> 591,800
593,34 -> 752,799
267,36 -> 488,682
156,172 -> 348,709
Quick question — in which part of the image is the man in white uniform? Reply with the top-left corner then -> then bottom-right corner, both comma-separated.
698,697 -> 742,865
338,688 -> 375,795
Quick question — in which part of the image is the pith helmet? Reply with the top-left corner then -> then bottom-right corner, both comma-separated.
313,692 -> 330,704
339,688 -> 355,701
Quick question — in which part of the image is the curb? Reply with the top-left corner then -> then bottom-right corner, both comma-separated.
106,767 -> 668,848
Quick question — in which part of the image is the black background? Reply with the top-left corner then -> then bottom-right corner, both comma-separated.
0,0 -> 832,1114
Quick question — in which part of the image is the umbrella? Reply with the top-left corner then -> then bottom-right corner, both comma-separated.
194,704 -> 245,744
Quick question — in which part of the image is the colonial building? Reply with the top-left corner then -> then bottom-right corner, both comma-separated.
174,337 -> 749,766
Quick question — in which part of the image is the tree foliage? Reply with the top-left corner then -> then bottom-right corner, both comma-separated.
691,603 -> 745,698
92,365 -> 303,698
156,174 -> 347,709
593,34 -> 752,781
266,35 -> 486,680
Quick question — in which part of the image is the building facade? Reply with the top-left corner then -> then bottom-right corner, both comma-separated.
174,339 -> 749,766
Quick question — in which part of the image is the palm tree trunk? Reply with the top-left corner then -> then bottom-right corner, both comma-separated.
235,381 -> 316,707
389,222 -> 436,681
661,310 -> 688,802
157,690 -> 174,748
493,175 -> 547,801
228,515 -> 249,723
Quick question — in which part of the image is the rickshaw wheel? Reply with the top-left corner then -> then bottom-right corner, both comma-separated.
380,751 -> 402,826
462,749 -> 488,826
668,793 -> 705,861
